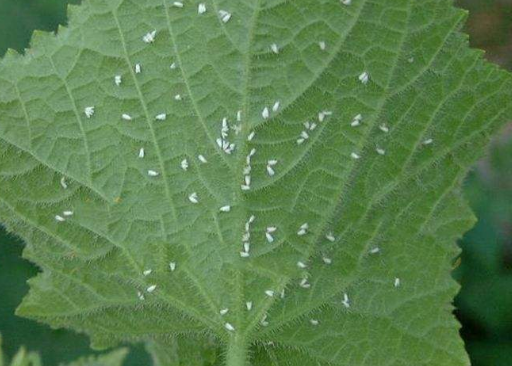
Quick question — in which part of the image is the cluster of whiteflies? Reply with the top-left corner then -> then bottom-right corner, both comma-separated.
54,0 -> 418,334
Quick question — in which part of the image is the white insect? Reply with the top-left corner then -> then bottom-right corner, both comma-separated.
423,138 -> 433,145
262,107 -> 270,119
173,1 -> 184,8
147,285 -> 157,293
246,301 -> 253,311
223,139 -> 234,151
247,131 -> 255,141
297,228 -> 307,236
359,71 -> 369,84
394,278 -> 401,287
142,30 -> 156,43
369,247 -> 381,254
155,113 -> 167,121
304,121 -> 317,130
350,152 -> 360,160
342,293 -> 350,308
170,62 -> 177,70
198,3 -> 206,14
218,10 -> 232,23
310,319 -> 319,326
137,291 -> 145,301
319,41 -> 326,51
297,261 -> 307,269
318,110 -> 332,122
63,211 -> 74,216
60,177 -> 68,189
169,262 -> 176,271
221,118 -> 229,138
242,236 -> 252,250
148,170 -> 159,177
261,314 -> 269,327
266,226 -> 277,233
245,220 -> 254,231
181,159 -> 189,171
376,147 -> 386,155
84,106 -> 94,118
237,110 -> 242,122
265,232 -> 274,243
265,290 -> 274,297
322,257 -> 332,265
224,323 -> 235,331
379,124 -> 389,133
272,101 -> 280,112
135,63 -> 141,74
325,232 -> 336,242
55,215 -> 65,222
219,205 -> 231,212
122,113 -> 132,121
222,142 -> 236,155
351,114 -> 363,127
341,0 -> 352,5
297,223 -> 309,236
174,94 -> 182,101
299,278 -> 311,289
143,269 -> 152,276
270,43 -> 279,54
267,159 -> 277,177
114,75 -> 122,86
198,155 -> 207,163
138,148 -> 145,158
220,308 -> 229,316
232,124 -> 242,135
188,192 -> 199,204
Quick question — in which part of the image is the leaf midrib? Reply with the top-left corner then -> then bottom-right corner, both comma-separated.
240,0 -> 370,340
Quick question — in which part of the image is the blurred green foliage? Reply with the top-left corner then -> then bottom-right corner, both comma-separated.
455,129 -> 512,366
458,0 -> 512,69
453,2 -> 512,366
0,0 -> 78,56
0,0 -> 511,365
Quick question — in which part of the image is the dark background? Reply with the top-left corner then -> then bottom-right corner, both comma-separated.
0,0 -> 511,365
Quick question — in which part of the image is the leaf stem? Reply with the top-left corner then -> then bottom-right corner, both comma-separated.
226,333 -> 249,366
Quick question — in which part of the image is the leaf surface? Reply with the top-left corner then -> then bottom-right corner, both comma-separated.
0,0 -> 511,365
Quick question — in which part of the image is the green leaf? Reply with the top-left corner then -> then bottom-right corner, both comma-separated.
0,0 -> 511,365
